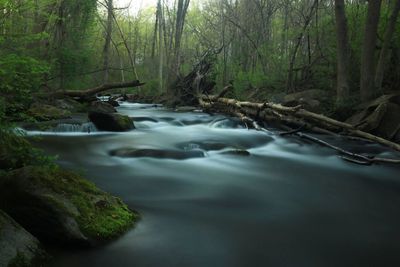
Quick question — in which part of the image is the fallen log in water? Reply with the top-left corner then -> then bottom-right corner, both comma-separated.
53,80 -> 145,98
199,94 -> 400,163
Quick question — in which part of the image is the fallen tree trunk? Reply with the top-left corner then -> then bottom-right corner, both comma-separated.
53,80 -> 145,98
199,94 -> 400,154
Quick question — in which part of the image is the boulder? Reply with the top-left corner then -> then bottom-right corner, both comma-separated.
175,106 -> 197,112
374,103 -> 400,140
0,210 -> 45,267
110,148 -> 205,160
88,101 -> 133,132
0,166 -> 137,247
89,112 -> 134,132
346,94 -> 400,142
283,89 -> 331,112
89,101 -> 116,114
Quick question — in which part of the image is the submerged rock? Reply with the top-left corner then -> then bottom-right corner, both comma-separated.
0,210 -> 45,267
174,106 -> 197,112
0,166 -> 137,247
89,111 -> 134,132
178,141 -> 230,151
110,148 -> 205,160
220,149 -> 251,156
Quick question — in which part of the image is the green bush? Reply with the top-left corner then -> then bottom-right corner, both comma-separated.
0,54 -> 49,121
0,128 -> 54,171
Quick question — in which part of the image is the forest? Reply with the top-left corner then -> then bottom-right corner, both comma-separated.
1,0 -> 400,266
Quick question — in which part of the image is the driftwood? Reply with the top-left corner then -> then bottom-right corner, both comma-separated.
199,94 -> 400,164
280,126 -> 400,165
54,80 -> 145,98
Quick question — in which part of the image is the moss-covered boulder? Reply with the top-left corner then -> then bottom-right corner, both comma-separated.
0,210 -> 45,267
89,111 -> 134,132
28,103 -> 71,121
0,166 -> 137,247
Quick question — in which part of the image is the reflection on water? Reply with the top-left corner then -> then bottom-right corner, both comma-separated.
27,103 -> 400,267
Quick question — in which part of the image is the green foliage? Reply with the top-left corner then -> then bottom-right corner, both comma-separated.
0,128 -> 54,171
28,104 -> 71,121
232,69 -> 269,98
0,54 -> 48,120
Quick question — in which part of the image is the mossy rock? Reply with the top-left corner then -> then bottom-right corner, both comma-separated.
89,111 -> 134,132
0,166 -> 138,247
0,210 -> 46,267
28,104 -> 71,121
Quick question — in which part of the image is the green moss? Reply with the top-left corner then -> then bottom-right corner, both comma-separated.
28,104 -> 71,121
25,166 -> 137,241
0,129 -> 54,171
115,114 -> 133,130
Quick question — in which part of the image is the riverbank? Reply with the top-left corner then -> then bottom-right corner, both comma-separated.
0,99 -> 139,266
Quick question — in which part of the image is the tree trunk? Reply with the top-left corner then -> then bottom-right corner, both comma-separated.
360,0 -> 382,102
158,0 -> 164,93
54,80 -> 145,98
55,0 -> 66,90
103,0 -> 113,84
375,0 -> 400,91
286,0 -> 318,93
171,0 -> 190,85
334,0 -> 351,104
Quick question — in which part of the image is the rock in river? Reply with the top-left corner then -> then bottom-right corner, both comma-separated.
89,111 -> 134,132
0,210 -> 45,267
0,166 -> 137,247
88,101 -> 134,132
110,148 -> 205,160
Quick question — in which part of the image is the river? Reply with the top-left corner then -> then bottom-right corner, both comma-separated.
28,102 -> 400,267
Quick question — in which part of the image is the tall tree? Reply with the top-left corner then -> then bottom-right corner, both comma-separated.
360,0 -> 382,101
158,0 -> 164,92
286,0 -> 318,93
171,0 -> 190,82
103,0 -> 113,83
334,0 -> 351,104
375,0 -> 400,91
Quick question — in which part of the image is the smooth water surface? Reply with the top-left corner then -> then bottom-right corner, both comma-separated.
28,103 -> 400,267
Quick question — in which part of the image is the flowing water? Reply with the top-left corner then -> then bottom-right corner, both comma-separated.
27,103 -> 400,267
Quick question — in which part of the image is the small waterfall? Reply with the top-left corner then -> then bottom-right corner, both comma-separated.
51,122 -> 97,133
